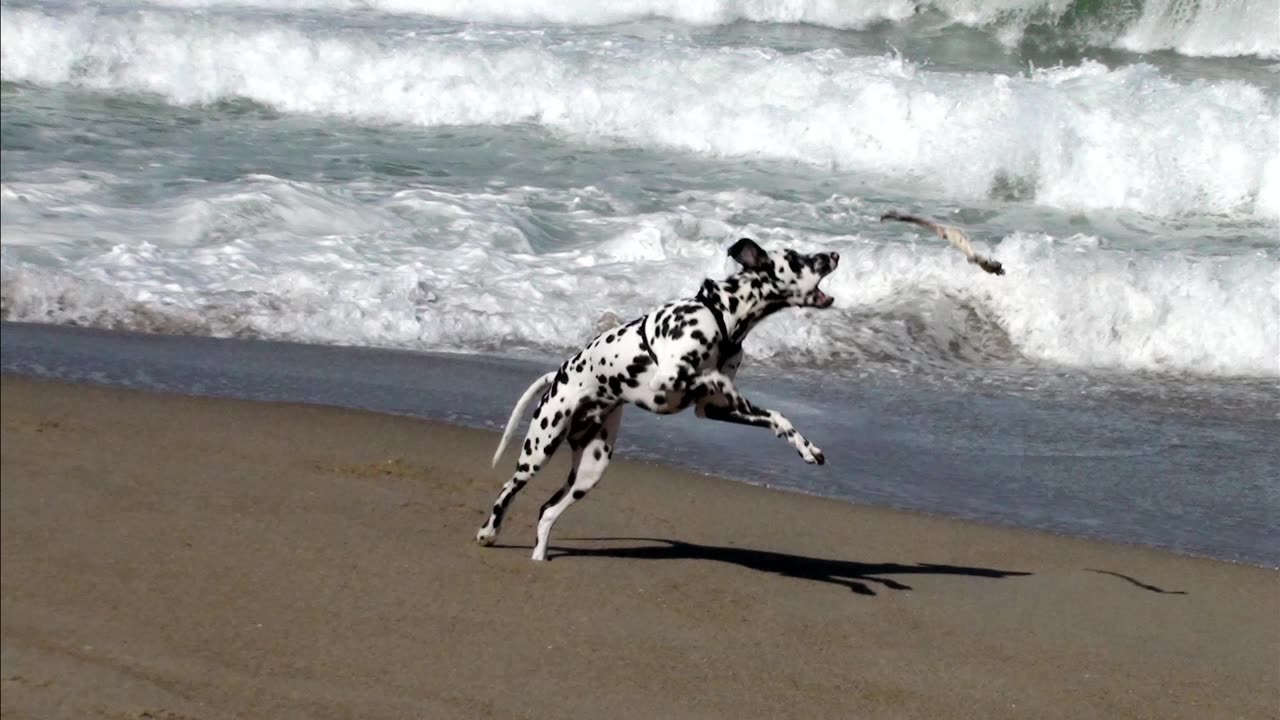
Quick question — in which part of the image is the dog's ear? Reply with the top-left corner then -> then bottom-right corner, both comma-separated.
728,238 -> 769,270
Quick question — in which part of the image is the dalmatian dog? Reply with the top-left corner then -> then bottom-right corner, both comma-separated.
476,238 -> 840,561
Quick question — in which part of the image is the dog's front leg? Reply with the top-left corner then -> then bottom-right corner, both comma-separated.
693,372 -> 825,465
695,402 -> 772,428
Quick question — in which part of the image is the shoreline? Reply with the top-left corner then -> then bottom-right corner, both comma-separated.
3,375 -> 1277,719
3,321 -> 1277,568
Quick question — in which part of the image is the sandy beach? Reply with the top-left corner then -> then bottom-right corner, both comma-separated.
2,375 -> 1276,719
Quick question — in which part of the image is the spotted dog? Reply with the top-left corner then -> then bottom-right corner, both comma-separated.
476,238 -> 840,561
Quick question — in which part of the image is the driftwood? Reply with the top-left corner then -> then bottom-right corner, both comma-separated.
880,211 -> 1005,276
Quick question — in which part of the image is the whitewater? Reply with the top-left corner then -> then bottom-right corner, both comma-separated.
2,0 -> 1278,411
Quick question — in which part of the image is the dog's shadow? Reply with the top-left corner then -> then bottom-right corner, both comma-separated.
529,537 -> 1033,596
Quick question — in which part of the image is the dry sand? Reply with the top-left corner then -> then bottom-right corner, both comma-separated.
2,376 -> 1276,719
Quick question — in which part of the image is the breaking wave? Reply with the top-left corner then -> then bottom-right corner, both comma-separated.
3,175 -> 1277,377
4,6 -> 1277,218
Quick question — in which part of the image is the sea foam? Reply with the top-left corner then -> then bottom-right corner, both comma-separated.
4,175 -> 1277,377
91,0 -> 1280,58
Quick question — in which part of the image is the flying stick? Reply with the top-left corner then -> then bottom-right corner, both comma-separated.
880,211 -> 1005,275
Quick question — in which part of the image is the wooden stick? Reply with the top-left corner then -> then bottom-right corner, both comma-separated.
880,211 -> 1005,276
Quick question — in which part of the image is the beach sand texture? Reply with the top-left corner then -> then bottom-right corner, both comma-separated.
2,376 -> 1276,719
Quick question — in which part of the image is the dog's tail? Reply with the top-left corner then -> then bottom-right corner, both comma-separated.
880,210 -> 1005,276
491,370 -> 557,468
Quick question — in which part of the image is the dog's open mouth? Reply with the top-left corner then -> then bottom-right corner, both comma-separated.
810,286 -> 835,308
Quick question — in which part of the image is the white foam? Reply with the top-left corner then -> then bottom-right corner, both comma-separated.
87,0 -> 1280,58
1116,0 -> 1280,58
126,0 -> 920,27
3,8 -> 1277,219
3,176 -> 1277,377
804,231 -> 1280,377
1257,155 -> 1280,220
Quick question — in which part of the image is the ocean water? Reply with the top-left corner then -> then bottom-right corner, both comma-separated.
2,0 -> 1278,560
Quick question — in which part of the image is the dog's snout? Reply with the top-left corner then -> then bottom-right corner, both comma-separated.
830,252 -> 839,264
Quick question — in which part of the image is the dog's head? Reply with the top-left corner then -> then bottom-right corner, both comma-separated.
727,238 -> 839,309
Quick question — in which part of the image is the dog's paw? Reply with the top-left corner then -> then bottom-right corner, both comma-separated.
475,526 -> 498,546
797,443 -> 825,465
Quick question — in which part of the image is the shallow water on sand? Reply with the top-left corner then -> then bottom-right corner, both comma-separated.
5,322 -> 1276,567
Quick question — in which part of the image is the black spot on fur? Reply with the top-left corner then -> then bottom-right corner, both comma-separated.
626,353 -> 652,372
572,489 -> 586,500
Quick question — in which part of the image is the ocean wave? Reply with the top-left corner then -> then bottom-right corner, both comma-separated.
3,175 -> 1277,377
96,0 -> 1280,59
1109,0 -> 1280,58
3,7 -> 1277,218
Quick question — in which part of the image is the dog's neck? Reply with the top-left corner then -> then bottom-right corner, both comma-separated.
695,275 -> 788,343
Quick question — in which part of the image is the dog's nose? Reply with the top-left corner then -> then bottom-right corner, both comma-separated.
830,252 -> 839,264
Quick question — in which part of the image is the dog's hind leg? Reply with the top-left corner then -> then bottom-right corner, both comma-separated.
475,390 -> 576,546
531,405 -> 623,561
